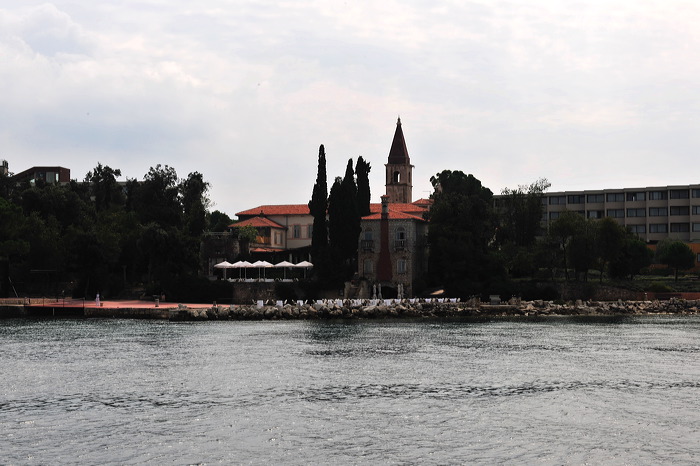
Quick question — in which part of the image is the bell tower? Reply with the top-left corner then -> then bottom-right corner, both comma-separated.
385,117 -> 414,204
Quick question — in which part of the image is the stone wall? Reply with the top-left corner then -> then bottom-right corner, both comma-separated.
168,297 -> 700,321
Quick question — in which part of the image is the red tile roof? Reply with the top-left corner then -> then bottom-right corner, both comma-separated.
237,199 -> 430,220
368,202 -> 427,214
362,208 -> 427,222
230,216 -> 286,229
412,198 -> 433,206
236,204 -> 310,217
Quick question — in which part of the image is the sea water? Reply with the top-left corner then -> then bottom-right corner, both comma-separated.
2,316 -> 700,464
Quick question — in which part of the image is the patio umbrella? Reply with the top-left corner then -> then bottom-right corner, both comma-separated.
213,260 -> 234,280
251,260 -> 274,279
275,261 -> 295,279
294,260 -> 314,278
231,260 -> 253,279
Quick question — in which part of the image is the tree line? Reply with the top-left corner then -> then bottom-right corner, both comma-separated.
2,156 -> 695,301
0,163 -> 223,299
426,170 -> 697,298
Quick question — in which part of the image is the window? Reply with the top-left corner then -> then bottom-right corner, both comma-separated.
626,208 -> 645,217
361,229 -> 374,251
693,206 -> 700,215
567,195 -> 584,204
307,225 -> 313,238
649,224 -> 668,233
549,212 -> 561,220
606,193 -> 624,202
549,196 -> 566,205
670,189 -> 690,199
587,210 -> 603,219
648,191 -> 667,200
693,189 -> 700,198
693,223 -> 700,233
292,225 -> 301,238
628,225 -> 646,234
393,171 -> 401,183
363,260 -> 373,274
626,192 -> 645,202
394,227 -> 406,250
649,207 -> 667,217
606,209 -> 624,218
397,259 -> 407,274
587,194 -> 604,203
670,206 -> 690,216
671,223 -> 690,232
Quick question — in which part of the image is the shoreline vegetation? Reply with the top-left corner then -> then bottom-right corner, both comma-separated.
3,297 -> 700,321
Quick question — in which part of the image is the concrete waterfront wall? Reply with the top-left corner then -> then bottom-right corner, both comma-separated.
3,297 -> 700,321
85,307 -> 171,319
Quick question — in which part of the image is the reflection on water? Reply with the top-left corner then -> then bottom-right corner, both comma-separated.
2,316 -> 700,464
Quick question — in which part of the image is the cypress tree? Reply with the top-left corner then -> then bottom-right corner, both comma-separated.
308,145 -> 328,255
355,156 -> 371,217
328,159 -> 361,264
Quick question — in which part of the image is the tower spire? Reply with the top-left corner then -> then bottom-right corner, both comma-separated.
387,117 -> 410,164
385,118 -> 414,203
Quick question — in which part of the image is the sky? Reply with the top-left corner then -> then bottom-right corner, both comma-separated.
2,1 -> 699,217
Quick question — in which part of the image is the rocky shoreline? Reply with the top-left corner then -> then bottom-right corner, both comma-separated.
169,297 -> 700,321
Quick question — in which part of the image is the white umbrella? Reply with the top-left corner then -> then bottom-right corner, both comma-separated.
251,260 -> 273,279
231,260 -> 253,279
294,260 -> 313,278
275,261 -> 295,279
213,260 -> 234,279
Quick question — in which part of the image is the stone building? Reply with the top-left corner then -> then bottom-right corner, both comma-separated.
228,118 -> 433,295
358,118 -> 431,298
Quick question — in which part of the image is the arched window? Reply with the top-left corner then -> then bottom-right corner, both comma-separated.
393,171 -> 401,183
363,229 -> 374,241
395,227 -> 406,240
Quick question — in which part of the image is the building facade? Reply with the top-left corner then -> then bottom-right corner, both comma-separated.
232,205 -> 314,260
12,166 -> 71,185
540,185 -> 700,243
357,196 -> 429,298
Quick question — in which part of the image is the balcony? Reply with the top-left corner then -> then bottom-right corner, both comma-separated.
394,239 -> 406,251
361,239 -> 374,252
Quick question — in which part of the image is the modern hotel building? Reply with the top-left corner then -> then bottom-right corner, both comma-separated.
540,185 -> 700,243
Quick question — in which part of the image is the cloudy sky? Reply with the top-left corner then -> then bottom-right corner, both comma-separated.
2,1 -> 699,216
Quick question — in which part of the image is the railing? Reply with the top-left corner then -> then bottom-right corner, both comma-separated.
361,240 -> 374,251
254,236 -> 271,245
394,239 -> 406,250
